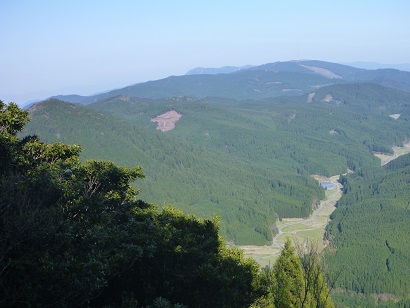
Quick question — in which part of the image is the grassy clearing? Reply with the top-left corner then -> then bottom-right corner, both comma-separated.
281,224 -> 312,232
240,246 -> 281,267
374,142 -> 410,166
241,174 -> 342,265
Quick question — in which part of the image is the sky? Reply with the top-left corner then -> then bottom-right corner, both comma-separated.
1,0 -> 410,106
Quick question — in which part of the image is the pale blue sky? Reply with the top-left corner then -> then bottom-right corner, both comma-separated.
1,0 -> 409,105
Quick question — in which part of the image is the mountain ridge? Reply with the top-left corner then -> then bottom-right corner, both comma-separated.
185,65 -> 254,75
48,60 -> 410,106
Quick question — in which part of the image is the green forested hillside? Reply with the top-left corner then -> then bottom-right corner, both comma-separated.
24,99 -> 324,245
312,83 -> 410,113
24,82 -> 410,245
1,101 -> 335,307
325,154 -> 410,306
90,87 -> 410,174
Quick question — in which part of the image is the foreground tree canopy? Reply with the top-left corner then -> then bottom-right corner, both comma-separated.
0,101 -> 333,307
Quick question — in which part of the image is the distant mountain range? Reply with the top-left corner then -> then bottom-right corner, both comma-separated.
187,62 -> 410,75
341,61 -> 410,71
185,65 -> 254,75
48,60 -> 410,107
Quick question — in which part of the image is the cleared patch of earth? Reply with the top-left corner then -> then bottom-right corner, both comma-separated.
373,141 -> 410,165
282,88 -> 302,92
321,94 -> 334,102
389,113 -> 401,120
300,65 -> 342,79
151,110 -> 182,132
307,92 -> 315,103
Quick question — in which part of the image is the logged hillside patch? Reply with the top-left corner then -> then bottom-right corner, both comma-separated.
151,110 -> 182,132
321,94 -> 334,102
300,65 -> 342,79
307,92 -> 315,103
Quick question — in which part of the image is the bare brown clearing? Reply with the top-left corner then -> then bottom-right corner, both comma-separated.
321,94 -> 334,102
300,65 -> 342,79
150,110 -> 182,132
307,92 -> 315,103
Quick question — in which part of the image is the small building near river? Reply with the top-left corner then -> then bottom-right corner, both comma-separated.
320,181 -> 335,190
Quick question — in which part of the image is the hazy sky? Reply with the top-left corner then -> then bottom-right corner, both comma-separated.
1,0 -> 409,106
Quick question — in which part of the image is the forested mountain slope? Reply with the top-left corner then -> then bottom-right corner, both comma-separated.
24,83 -> 410,245
1,101 -> 335,307
325,154 -> 410,306
311,83 -> 410,113
24,99 -> 324,245
89,84 -> 410,173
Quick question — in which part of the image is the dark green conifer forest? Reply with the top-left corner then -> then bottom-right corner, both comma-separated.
23,82 -> 410,246
325,154 -> 410,306
1,101 -> 335,307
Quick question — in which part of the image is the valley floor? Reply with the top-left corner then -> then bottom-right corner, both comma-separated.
240,174 -> 342,267
373,141 -> 410,165
241,142 -> 410,267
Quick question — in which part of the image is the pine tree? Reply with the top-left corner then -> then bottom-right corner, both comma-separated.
273,238 -> 304,307
296,241 -> 335,308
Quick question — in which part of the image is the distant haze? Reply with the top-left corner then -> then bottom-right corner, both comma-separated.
342,62 -> 410,71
